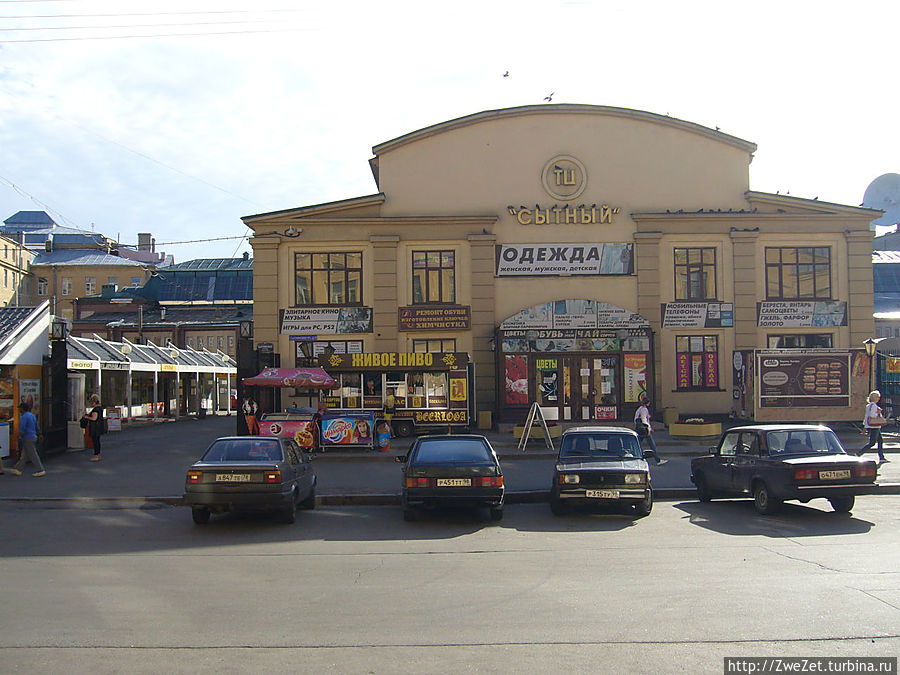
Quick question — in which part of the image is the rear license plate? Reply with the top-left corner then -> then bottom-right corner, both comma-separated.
585,489 -> 619,498
436,478 -> 471,487
819,470 -> 850,480
216,474 -> 251,482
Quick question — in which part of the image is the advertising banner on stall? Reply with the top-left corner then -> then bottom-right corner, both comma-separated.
321,412 -> 375,447
757,350 -> 851,408
260,418 -> 317,448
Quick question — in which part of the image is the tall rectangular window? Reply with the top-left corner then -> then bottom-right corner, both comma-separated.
675,335 -> 719,390
674,247 -> 716,300
765,247 -> 831,299
85,277 -> 96,295
61,277 -> 72,296
38,277 -> 48,296
412,250 -> 455,304
295,252 -> 362,305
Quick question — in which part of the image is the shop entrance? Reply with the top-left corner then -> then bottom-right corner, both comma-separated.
534,356 -> 621,422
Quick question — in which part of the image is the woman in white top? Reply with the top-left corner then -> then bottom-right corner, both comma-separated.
858,390 -> 887,462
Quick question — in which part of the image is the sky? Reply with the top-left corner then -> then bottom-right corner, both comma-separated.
1,0 -> 898,263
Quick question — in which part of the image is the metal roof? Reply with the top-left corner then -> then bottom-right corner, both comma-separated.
873,250 -> 900,264
3,211 -> 56,227
164,258 -> 253,271
31,249 -> 146,267
0,306 -> 39,343
67,336 -> 235,372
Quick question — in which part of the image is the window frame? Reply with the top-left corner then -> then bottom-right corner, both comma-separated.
411,250 -> 456,305
412,338 -> 457,352
765,246 -> 831,300
294,251 -> 363,307
674,247 -> 717,300
766,334 -> 834,349
37,277 -> 48,296
84,276 -> 96,296
61,277 -> 72,296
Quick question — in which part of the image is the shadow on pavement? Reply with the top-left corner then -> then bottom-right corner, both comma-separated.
673,499 -> 874,538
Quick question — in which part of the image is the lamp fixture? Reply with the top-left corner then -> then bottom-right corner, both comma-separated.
240,320 -> 254,339
121,343 -> 133,355
284,226 -> 302,238
864,337 -> 877,358
51,318 -> 67,340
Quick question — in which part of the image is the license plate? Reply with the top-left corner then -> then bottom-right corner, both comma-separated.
216,473 -> 251,482
585,489 -> 619,499
436,478 -> 471,487
819,470 -> 850,480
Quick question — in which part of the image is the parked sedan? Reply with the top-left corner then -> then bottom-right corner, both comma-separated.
691,424 -> 878,515
184,436 -> 316,524
550,427 -> 653,517
396,435 -> 504,521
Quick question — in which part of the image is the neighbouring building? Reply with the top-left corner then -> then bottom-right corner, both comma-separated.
240,105 -> 877,426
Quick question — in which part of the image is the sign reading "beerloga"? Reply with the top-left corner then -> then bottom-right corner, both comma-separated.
496,243 -> 633,276
413,410 -> 468,424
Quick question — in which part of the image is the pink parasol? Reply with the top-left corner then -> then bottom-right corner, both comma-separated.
242,367 -> 338,389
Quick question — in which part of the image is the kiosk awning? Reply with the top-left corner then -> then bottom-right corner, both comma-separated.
243,367 -> 337,389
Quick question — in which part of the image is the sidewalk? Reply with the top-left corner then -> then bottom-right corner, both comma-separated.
0,414 -> 897,506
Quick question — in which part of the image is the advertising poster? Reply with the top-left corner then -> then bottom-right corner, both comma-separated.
704,352 -> 719,388
757,350 -> 851,408
260,418 -> 317,448
595,405 -> 617,420
495,243 -> 633,276
624,354 -> 648,403
18,379 -> 40,415
281,307 -> 373,334
0,378 -> 13,422
676,353 -> 691,389
505,355 -> 528,405
661,302 -> 734,328
450,377 -> 467,402
321,412 -> 375,447
756,301 -> 847,328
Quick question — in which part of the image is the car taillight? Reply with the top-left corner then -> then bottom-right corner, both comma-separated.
856,465 -> 877,478
794,469 -> 816,481
187,471 -> 202,484
476,476 -> 504,487
264,471 -> 281,483
406,477 -> 432,488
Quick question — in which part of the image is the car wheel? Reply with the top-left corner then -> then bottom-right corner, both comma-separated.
490,507 -> 503,521
191,507 -> 210,525
695,474 -> 712,503
280,495 -> 297,524
301,486 -> 316,510
394,420 -> 414,438
753,481 -> 781,516
549,499 -> 569,516
402,507 -> 417,522
829,495 -> 855,513
634,490 -> 653,517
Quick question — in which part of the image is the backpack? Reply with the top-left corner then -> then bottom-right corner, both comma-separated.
94,411 -> 108,435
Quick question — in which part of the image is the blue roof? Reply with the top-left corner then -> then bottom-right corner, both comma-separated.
3,211 -> 56,227
31,249 -> 146,267
164,258 -> 253,271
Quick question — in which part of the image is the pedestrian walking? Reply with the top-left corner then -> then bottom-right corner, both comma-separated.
634,399 -> 667,466
82,394 -> 104,462
858,390 -> 888,463
7,401 -> 45,477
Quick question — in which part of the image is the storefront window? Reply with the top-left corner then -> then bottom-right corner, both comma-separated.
674,247 -> 716,300
340,373 -> 362,408
425,372 -> 447,407
295,252 -> 362,306
386,372 -> 406,408
537,358 -> 559,406
407,372 -> 425,408
412,250 -> 455,304
767,334 -> 833,349
675,335 -> 719,390
412,339 -> 456,352
765,247 -> 831,299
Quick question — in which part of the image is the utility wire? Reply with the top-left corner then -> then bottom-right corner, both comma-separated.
0,25 -> 311,43
1,8 -> 309,19
2,18 -> 289,31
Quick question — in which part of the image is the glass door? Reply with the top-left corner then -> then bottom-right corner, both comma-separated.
593,356 -> 619,420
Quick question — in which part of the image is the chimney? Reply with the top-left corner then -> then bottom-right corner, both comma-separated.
138,233 -> 152,251
44,238 -> 52,253
160,307 -> 166,320
243,251 -> 249,261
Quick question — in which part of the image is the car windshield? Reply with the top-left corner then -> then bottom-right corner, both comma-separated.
413,439 -> 493,464
766,430 -> 846,455
201,439 -> 283,462
560,433 -> 642,459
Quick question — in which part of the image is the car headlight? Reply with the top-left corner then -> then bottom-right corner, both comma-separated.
624,473 -> 646,484
560,473 -> 580,484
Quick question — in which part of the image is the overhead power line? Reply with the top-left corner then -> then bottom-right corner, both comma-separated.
0,8 -> 307,19
0,25 -> 310,43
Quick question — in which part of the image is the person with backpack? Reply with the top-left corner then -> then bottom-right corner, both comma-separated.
81,394 -> 105,462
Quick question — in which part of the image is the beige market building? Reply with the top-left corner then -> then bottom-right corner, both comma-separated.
244,104 -> 877,431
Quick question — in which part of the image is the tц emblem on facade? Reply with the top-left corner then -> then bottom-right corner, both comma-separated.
542,155 -> 587,200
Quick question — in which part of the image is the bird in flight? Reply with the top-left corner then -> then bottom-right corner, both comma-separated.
544,92 -> 554,102
503,70 -> 509,77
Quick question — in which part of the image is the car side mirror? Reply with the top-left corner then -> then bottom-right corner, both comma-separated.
708,447 -> 716,454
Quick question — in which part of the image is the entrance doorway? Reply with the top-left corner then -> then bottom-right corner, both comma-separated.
569,356 -> 620,421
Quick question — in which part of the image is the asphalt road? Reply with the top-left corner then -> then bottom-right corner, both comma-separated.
1,498 -> 898,673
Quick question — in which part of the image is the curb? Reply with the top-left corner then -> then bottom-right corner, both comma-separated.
2,484 -> 898,508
